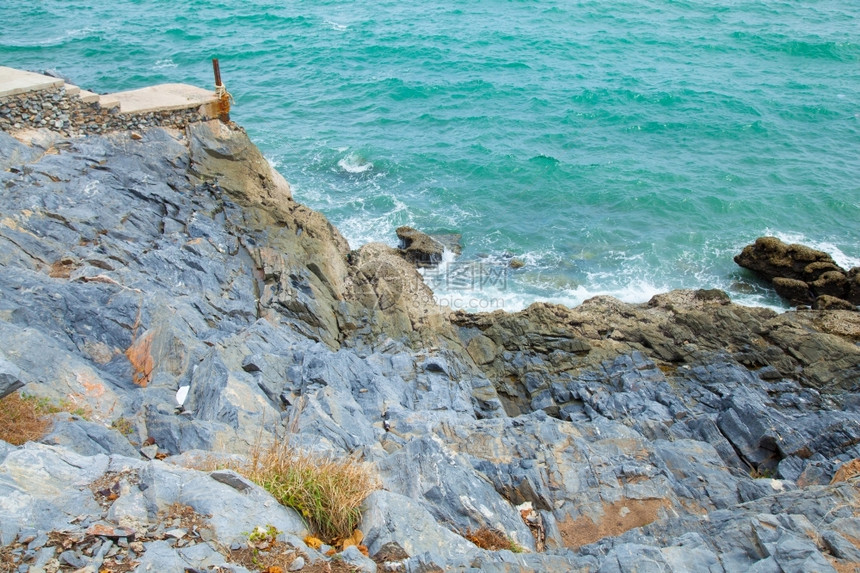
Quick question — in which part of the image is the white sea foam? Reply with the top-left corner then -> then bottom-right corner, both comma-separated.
11,26 -> 103,48
325,20 -> 349,31
334,196 -> 412,248
264,155 -> 281,170
153,58 -> 177,70
440,248 -> 458,265
337,152 -> 373,174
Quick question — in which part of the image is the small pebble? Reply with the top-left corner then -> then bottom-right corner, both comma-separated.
27,532 -> 49,551
59,549 -> 87,569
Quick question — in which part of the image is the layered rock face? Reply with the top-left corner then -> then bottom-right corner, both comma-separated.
2,122 -> 860,572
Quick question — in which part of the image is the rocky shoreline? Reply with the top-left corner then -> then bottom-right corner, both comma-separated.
1,113 -> 860,573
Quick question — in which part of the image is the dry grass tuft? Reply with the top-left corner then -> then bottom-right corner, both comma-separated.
0,392 -> 51,446
0,393 -> 53,445
0,392 -> 93,446
234,438 -> 379,544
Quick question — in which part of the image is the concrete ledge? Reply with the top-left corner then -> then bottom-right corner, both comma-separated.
0,66 -> 64,98
100,83 -> 218,114
1,65 -> 223,135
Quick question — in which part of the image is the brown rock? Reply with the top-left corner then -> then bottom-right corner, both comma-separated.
772,277 -> 813,305
813,295 -> 856,311
396,226 -> 445,267
734,236 -> 844,283
810,270 -> 849,299
187,120 -> 357,348
343,242 -> 453,348
466,334 -> 497,366
847,268 -> 860,304
831,459 -> 860,484
454,288 -> 860,408
373,540 -> 410,562
86,523 -> 136,539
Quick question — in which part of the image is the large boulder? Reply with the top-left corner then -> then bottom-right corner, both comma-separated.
735,236 -> 843,283
735,237 -> 858,309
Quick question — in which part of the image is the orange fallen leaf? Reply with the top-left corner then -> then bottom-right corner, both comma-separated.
304,535 -> 323,550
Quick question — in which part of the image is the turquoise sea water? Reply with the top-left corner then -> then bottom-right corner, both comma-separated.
3,1 -> 859,311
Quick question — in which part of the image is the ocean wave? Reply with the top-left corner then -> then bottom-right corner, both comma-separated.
337,152 -> 374,174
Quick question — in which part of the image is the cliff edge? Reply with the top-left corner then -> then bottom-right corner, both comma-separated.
1,115 -> 860,572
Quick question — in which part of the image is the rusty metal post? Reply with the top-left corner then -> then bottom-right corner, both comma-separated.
212,58 -> 222,87
212,58 -> 230,123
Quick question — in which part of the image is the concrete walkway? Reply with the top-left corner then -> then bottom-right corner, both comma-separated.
98,83 -> 219,114
0,66 -> 63,98
0,65 -> 219,116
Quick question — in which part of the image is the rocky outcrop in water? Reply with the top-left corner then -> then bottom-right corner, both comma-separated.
2,121 -> 860,572
395,226 -> 447,267
735,236 -> 860,310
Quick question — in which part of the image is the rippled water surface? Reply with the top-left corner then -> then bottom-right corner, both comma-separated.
3,0 -> 858,310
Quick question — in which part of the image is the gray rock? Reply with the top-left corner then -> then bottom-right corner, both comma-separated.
659,533 -> 723,573
0,443 -> 107,545
0,357 -> 25,399
771,534 -> 837,573
340,544 -> 378,573
107,487 -> 151,530
821,530 -> 860,562
361,490 -> 480,564
4,116 -> 860,573
59,549 -> 88,568
30,545 -> 56,570
210,469 -> 253,492
136,461 -> 307,544
0,130 -> 46,170
140,444 -> 158,460
178,541 -> 232,568
133,540 -> 187,572
377,436 -> 535,550
41,418 -> 139,458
